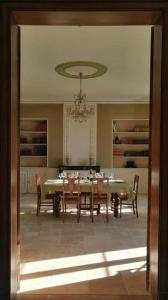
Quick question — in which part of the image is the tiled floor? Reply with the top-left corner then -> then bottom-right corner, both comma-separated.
19,194 -> 148,297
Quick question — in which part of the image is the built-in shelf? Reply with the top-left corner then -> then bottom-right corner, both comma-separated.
113,131 -> 149,134
20,155 -> 47,157
20,131 -> 47,134
113,144 -> 148,146
20,143 -> 47,146
20,119 -> 48,167
112,119 -> 149,168
113,155 -> 149,158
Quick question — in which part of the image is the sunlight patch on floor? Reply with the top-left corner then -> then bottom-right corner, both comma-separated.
20,247 -> 146,275
19,261 -> 146,293
19,246 -> 146,293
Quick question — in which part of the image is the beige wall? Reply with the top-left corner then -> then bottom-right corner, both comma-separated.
97,104 -> 149,168
21,103 -> 149,168
21,104 -> 63,167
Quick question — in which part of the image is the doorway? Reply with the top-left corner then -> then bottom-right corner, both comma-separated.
19,24 -> 150,297
0,5 -> 165,300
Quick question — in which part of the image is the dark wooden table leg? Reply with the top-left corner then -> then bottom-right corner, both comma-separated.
54,192 -> 61,217
113,193 -> 119,218
97,204 -> 100,215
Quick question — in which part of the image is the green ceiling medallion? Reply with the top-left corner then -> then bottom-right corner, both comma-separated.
55,61 -> 107,79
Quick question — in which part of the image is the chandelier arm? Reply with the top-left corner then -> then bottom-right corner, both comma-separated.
79,72 -> 82,99
67,71 -> 94,122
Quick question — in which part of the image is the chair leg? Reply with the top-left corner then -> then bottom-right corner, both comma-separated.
89,195 -> 92,218
106,201 -> 109,223
62,200 -> 65,223
36,199 -> 40,216
119,199 -> 122,217
91,203 -> 94,222
77,199 -> 80,223
78,204 -> 80,222
111,193 -> 114,211
133,200 -> 135,214
36,203 -> 38,216
53,198 -> 55,217
135,200 -> 139,217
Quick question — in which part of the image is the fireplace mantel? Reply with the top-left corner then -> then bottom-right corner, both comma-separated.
58,165 -> 100,173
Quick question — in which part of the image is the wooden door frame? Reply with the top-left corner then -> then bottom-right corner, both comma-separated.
1,2 -> 168,300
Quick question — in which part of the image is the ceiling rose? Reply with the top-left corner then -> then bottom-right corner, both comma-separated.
55,61 -> 107,79
55,61 -> 107,123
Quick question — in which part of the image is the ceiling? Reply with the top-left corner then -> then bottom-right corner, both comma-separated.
21,25 -> 151,104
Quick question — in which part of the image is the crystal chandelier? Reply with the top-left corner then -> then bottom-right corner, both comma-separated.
67,72 -> 94,123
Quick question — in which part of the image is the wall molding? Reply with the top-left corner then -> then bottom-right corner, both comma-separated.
21,98 -> 149,104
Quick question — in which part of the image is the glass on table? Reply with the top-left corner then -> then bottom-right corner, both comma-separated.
109,171 -> 114,179
95,172 -> 101,178
59,171 -> 67,179
76,171 -> 80,178
59,172 -> 63,179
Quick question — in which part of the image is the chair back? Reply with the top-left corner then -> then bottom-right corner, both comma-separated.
133,175 -> 139,198
91,178 -> 109,222
92,178 -> 109,195
35,174 -> 41,196
63,177 -> 80,195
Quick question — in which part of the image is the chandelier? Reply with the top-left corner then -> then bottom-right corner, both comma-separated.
55,61 -> 107,122
67,72 -> 94,123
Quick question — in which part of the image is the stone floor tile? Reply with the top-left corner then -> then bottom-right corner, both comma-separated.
19,194 -> 148,296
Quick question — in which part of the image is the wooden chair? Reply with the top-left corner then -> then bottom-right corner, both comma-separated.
118,175 -> 139,217
62,177 -> 81,223
35,175 -> 56,216
91,178 -> 109,223
80,192 -> 100,215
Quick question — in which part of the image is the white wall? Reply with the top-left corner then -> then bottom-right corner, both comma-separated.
63,103 -> 97,165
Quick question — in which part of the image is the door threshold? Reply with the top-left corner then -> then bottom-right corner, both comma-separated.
17,294 -> 152,300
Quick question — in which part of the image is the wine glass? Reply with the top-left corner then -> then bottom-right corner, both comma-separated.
109,170 -> 114,179
59,172 -> 63,179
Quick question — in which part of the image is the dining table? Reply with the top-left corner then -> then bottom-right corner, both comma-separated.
43,178 -> 132,218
